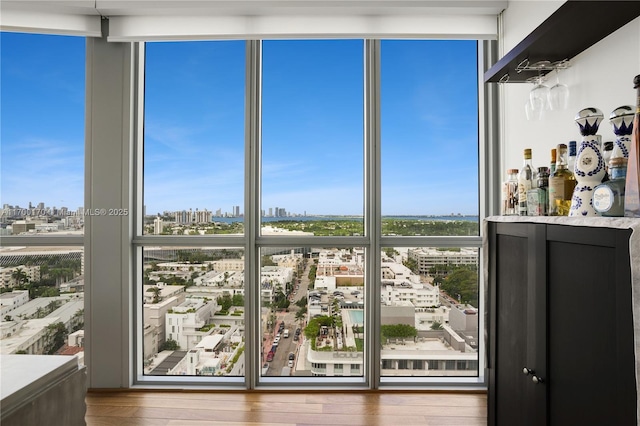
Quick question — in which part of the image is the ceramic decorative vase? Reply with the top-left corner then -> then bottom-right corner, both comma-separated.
609,105 -> 635,158
570,107 -> 605,216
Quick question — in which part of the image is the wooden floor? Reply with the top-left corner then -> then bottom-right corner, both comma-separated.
85,390 -> 487,426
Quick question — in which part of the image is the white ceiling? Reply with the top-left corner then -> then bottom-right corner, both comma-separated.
0,0 -> 506,39
2,1 -> 508,17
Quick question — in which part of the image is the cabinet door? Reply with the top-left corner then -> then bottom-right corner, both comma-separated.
488,222 -> 546,426
546,225 -> 635,426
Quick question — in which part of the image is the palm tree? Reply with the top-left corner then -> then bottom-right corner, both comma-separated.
11,268 -> 28,287
146,286 -> 161,304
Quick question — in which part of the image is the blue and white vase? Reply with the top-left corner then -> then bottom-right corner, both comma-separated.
609,105 -> 635,158
570,107 -> 605,217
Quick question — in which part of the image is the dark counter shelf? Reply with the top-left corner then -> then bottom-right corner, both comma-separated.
484,0 -> 640,83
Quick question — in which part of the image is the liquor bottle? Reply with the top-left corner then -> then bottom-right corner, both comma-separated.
550,148 -> 557,175
570,107 -> 605,217
568,140 -> 577,174
518,149 -> 536,216
527,167 -> 549,216
593,157 -> 627,217
502,169 -> 519,216
601,141 -> 614,181
609,105 -> 635,159
625,75 -> 640,217
548,144 -> 576,216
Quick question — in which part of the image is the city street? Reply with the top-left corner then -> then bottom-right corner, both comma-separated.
262,259 -> 311,376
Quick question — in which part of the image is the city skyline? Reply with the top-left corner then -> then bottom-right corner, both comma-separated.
1,34 -> 479,217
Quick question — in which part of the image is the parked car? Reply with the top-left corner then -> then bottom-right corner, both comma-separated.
266,351 -> 274,362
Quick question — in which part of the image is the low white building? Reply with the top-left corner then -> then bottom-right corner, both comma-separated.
0,290 -> 29,317
407,247 -> 478,275
0,317 -> 58,354
167,329 -> 244,376
381,280 -> 440,309
165,296 -> 217,350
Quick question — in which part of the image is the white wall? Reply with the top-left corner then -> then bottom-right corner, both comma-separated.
499,2 -> 640,177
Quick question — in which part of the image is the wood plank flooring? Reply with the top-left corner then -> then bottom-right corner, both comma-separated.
85,390 -> 487,426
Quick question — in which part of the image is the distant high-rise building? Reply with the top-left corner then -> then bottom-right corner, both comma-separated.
153,216 -> 163,235
233,205 -> 240,217
37,202 -> 45,210
268,208 -> 273,217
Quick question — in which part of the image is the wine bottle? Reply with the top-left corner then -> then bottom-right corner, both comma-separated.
549,144 -> 576,216
518,149 -> 536,216
624,75 -> 640,217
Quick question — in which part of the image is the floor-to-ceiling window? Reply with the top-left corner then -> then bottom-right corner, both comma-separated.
140,40 -> 246,379
0,33 -> 86,359
136,38 -> 481,387
379,40 -> 480,380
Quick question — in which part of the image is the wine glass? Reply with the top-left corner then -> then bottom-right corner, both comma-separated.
548,68 -> 569,110
529,62 -> 550,111
525,99 -> 544,121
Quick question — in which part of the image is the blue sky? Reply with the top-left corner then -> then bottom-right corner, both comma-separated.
1,32 -> 85,212
1,34 -> 478,216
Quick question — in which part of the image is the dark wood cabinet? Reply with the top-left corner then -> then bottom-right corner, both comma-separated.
487,221 -> 636,425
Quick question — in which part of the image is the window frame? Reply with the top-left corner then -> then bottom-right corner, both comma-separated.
131,39 -> 487,390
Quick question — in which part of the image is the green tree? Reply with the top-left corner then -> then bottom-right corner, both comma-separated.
431,321 -> 444,330
231,294 -> 244,307
217,294 -> 233,312
11,268 -> 29,287
304,316 -> 334,341
261,255 -> 276,267
440,267 -> 478,308
295,306 -> 307,322
159,338 -> 179,351
402,258 -> 419,274
146,286 -> 162,304
43,322 -> 67,354
383,248 -> 399,258
381,324 -> 417,342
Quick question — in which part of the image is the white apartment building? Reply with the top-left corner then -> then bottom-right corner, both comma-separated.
167,327 -> 244,376
0,265 -> 41,288
407,248 -> 478,275
0,318 -> 58,354
0,290 -> 29,317
261,266 -> 294,289
211,259 -> 244,272
382,281 -> 440,310
142,284 -> 185,305
306,337 -> 477,377
165,296 -> 217,350
271,251 -> 303,269
153,216 -> 163,234
174,209 -> 212,224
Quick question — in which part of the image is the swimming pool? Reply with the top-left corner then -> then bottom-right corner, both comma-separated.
347,309 -> 364,324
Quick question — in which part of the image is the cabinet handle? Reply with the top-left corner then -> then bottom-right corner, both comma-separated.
523,367 -> 534,375
532,375 -> 544,384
